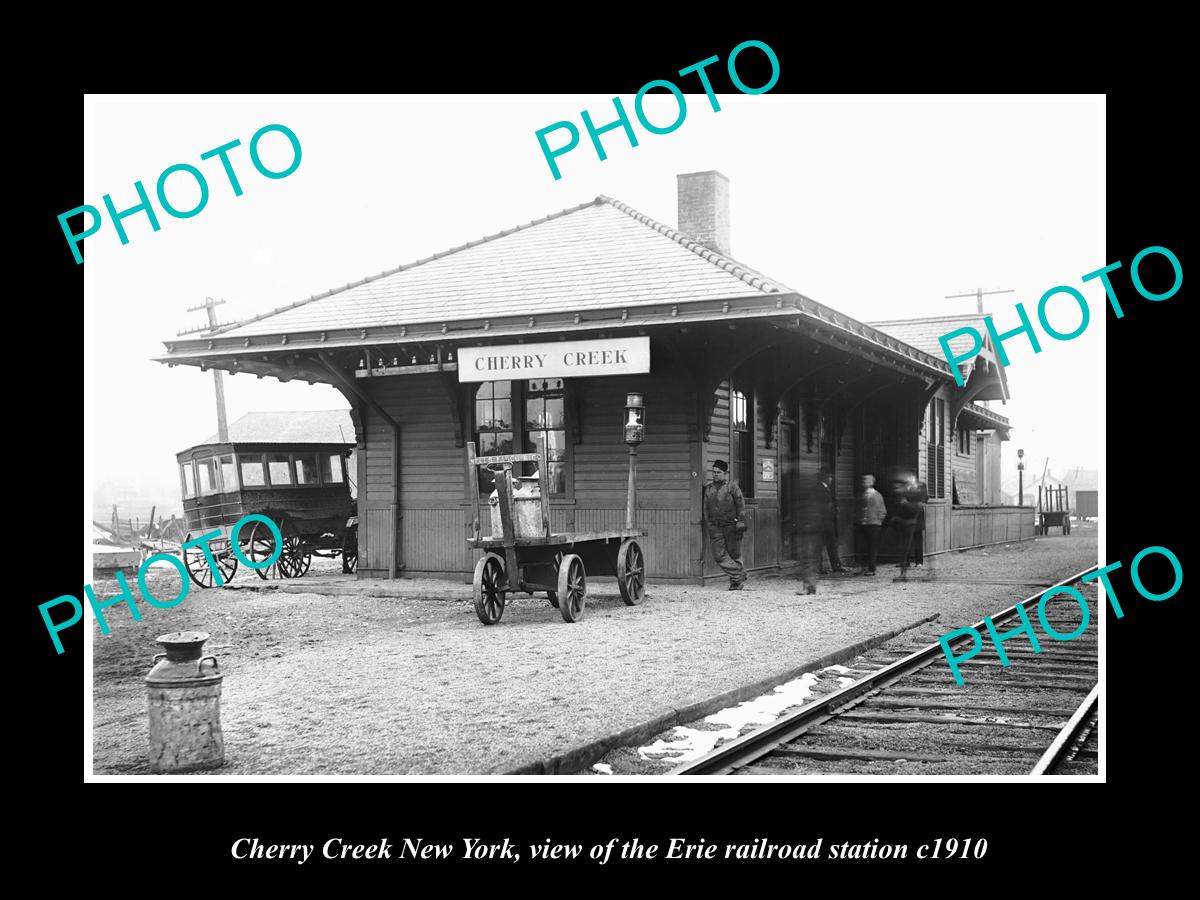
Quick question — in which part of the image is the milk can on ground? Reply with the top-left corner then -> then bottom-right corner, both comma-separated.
145,631 -> 225,773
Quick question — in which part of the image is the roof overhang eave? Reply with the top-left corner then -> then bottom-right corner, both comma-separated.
156,293 -> 954,381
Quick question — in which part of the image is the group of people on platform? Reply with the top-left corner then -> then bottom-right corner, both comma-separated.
702,460 -> 928,594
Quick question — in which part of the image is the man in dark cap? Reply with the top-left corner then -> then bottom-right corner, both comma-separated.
703,459 -> 748,590
817,470 -> 845,574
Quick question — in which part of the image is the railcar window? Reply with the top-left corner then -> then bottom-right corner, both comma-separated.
267,453 -> 293,486
181,463 -> 196,498
295,454 -> 320,485
240,457 -> 266,487
220,455 -> 237,491
197,458 -> 218,495
321,454 -> 344,484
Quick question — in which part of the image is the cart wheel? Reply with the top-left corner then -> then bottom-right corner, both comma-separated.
557,554 -> 587,623
473,553 -> 508,625
616,539 -> 646,606
183,533 -> 239,588
248,517 -> 287,580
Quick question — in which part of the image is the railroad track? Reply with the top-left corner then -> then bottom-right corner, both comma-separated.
670,566 -> 1100,776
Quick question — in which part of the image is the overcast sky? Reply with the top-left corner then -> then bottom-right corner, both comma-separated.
84,95 -> 1102,514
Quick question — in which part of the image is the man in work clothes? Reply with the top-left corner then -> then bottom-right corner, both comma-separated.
817,469 -> 845,574
855,474 -> 886,576
704,460 -> 748,590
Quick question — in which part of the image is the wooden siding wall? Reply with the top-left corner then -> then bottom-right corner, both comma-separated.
573,371 -> 695,578
359,368 -> 696,579
950,505 -> 1032,549
952,431 -> 978,504
350,346 -> 982,581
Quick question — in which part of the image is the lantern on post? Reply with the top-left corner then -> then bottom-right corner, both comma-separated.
624,393 -> 644,529
1017,448 -> 1025,507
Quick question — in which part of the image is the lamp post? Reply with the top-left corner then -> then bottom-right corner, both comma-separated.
1017,448 -> 1025,507
624,393 -> 645,530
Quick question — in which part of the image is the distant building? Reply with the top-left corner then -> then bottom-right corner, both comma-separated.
1060,468 -> 1098,518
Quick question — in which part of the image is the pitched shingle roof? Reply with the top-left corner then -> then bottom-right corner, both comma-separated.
201,410 -> 354,446
867,314 -> 996,360
213,197 -> 788,340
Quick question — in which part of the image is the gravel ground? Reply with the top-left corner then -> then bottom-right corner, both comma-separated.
91,526 -> 1097,775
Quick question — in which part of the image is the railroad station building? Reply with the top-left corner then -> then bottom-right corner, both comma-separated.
158,171 -> 1027,582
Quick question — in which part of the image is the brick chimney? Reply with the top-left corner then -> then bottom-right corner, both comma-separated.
677,170 -> 731,257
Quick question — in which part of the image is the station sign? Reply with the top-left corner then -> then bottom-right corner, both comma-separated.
457,336 -> 650,383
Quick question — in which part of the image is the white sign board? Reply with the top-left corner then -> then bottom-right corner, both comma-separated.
458,336 -> 650,383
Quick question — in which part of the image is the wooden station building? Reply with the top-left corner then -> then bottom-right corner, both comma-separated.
157,172 -> 1026,582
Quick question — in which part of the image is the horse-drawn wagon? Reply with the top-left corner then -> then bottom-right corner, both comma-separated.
175,437 -> 357,586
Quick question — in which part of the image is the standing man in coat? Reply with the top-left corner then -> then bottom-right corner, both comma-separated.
704,460 -> 748,590
855,474 -> 887,576
817,469 -> 845,574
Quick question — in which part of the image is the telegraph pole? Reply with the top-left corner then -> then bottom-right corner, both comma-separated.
945,287 -> 1015,314
180,298 -> 230,442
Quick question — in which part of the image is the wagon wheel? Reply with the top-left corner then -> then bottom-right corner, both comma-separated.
557,553 -> 587,623
280,529 -> 311,578
473,553 -> 507,625
547,551 -> 563,607
247,517 -> 290,580
616,539 -> 646,606
182,532 -> 239,589
342,525 -> 359,574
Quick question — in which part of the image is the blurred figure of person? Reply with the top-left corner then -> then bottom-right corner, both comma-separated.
855,474 -> 886,575
794,471 -> 825,595
817,469 -> 845,574
907,474 -> 929,568
703,459 -> 748,590
890,478 -> 921,579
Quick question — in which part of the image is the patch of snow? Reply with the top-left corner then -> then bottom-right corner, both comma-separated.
820,664 -> 852,674
592,763 -> 613,775
637,672 -> 823,763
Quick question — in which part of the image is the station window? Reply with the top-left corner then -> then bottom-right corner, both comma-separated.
219,454 -> 237,491
267,453 -> 293,486
180,463 -> 196,499
474,381 -> 515,494
295,454 -> 320,485
322,453 -> 344,484
197,458 -> 219,496
731,387 -> 754,497
240,456 -> 266,487
526,378 -> 567,495
473,380 -> 571,497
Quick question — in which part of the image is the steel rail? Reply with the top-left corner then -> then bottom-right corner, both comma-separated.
669,563 -> 1101,776
1030,683 -> 1099,775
